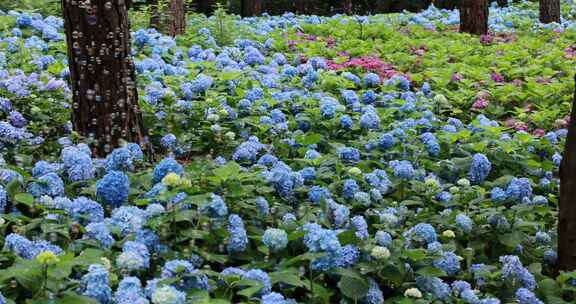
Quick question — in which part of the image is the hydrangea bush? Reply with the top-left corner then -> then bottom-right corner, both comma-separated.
0,2 -> 575,304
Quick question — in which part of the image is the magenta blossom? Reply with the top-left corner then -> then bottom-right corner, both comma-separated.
451,73 -> 463,82
491,72 -> 505,83
472,98 -> 490,110
533,129 -> 546,137
480,34 -> 494,45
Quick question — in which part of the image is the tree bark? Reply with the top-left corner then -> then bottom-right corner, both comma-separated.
295,0 -> 307,14
559,74 -> 576,271
241,0 -> 262,17
168,0 -> 186,36
149,0 -> 161,30
61,0 -> 150,157
459,0 -> 489,35
539,0 -> 561,24
343,0 -> 353,14
196,0 -> 216,15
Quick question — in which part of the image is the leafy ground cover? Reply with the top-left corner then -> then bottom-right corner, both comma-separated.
0,2 -> 575,304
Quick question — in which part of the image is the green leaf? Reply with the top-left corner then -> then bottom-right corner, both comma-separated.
14,193 -> 34,206
269,270 -> 307,288
498,231 -> 524,248
415,266 -> 447,277
338,272 -> 370,300
213,161 -> 241,181
404,249 -> 428,261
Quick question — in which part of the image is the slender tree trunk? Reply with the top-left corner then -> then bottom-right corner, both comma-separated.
241,0 -> 262,17
344,0 -> 353,14
61,0 -> 150,157
168,0 -> 186,36
539,0 -> 561,24
559,75 -> 576,271
459,0 -> 489,35
149,0 -> 162,30
295,0 -> 307,14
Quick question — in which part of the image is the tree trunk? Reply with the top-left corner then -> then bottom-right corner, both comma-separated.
241,0 -> 262,17
61,0 -> 150,157
295,0 -> 307,14
149,0 -> 161,30
459,0 -> 489,35
196,0 -> 216,15
168,0 -> 186,36
539,0 -> 561,24
344,0 -> 352,14
559,75 -> 576,271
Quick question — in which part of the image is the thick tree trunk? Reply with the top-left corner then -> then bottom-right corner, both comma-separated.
168,0 -> 186,36
149,0 -> 162,30
459,0 -> 489,35
241,0 -> 262,17
61,0 -> 149,157
559,75 -> 576,271
539,0 -> 561,24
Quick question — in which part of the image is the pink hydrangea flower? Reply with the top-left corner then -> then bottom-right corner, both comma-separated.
472,98 -> 489,110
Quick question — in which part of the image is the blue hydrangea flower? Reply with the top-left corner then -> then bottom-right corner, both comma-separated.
351,215 -> 369,240
161,259 -> 210,291
114,277 -> 148,304
262,228 -> 288,252
360,106 -> 380,130
227,214 -> 248,253
415,277 -> 450,300
390,160 -> 416,180
96,171 -> 129,208
28,172 -> 64,197
405,223 -> 437,245
61,145 -> 95,182
455,214 -> 473,233
420,132 -> 440,157
68,196 -> 104,224
303,223 -> 341,253
0,185 -> 6,213
340,115 -> 354,129
153,158 -> 183,183
255,197 -> 269,216
338,147 -> 361,163
117,242 -> 149,272
105,148 -> 134,172
516,288 -> 544,304
106,206 -> 147,236
201,193 -> 228,218
491,187 -> 507,203
375,231 -> 392,247
364,73 -> 381,87
500,255 -> 536,290
32,161 -> 61,178
80,264 -> 112,304
469,153 -> 492,184
505,178 -> 532,202
433,251 -> 461,276
342,179 -> 359,199
84,222 -> 114,249
242,269 -> 272,296
362,278 -> 384,304
151,285 -> 186,304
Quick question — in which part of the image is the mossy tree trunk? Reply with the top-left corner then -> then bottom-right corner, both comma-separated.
559,75 -> 576,271
149,0 -> 161,30
61,0 -> 150,157
459,0 -> 489,35
539,0 -> 561,24
168,0 -> 186,36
